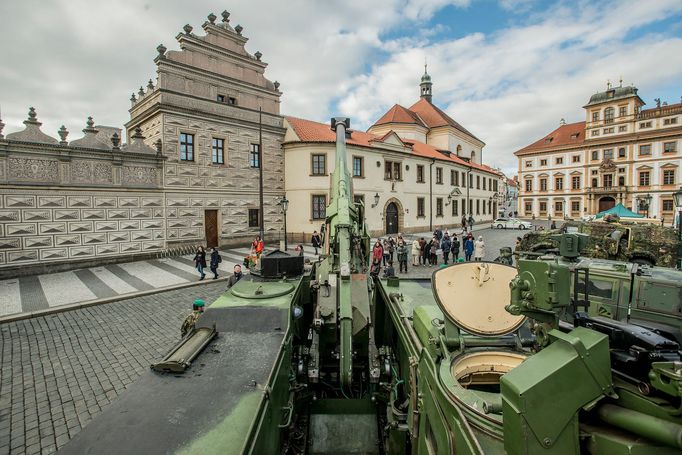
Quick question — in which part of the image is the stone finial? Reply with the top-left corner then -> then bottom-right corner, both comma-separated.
207,12 -> 217,24
130,93 -> 137,102
83,116 -> 97,134
274,81 -> 280,91
221,10 -> 230,23
183,24 -> 193,35
58,125 -> 68,144
147,79 -> 154,90
235,24 -> 243,35
254,51 -> 262,61
157,44 -> 167,58
0,111 -> 4,139
154,138 -> 163,154
138,86 -> 145,97
25,107 -> 41,125
111,132 -> 121,150
132,127 -> 145,140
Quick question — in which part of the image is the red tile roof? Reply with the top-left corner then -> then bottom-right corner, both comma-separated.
408,98 -> 483,143
373,104 -> 426,127
286,116 -> 500,176
514,121 -> 586,155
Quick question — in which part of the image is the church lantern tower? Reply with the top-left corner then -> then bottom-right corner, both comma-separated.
420,64 -> 433,102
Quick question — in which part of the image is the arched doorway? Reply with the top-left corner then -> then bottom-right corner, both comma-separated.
598,196 -> 616,213
385,202 -> 399,234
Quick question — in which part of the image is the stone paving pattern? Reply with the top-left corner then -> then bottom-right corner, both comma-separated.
0,282 -> 227,455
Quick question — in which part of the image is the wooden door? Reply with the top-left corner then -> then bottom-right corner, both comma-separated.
598,197 -> 615,213
204,210 -> 218,247
385,202 -> 398,234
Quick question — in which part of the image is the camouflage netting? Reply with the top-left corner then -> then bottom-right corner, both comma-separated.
517,220 -> 679,268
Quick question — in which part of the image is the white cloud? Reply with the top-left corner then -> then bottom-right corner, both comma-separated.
0,0 -> 681,177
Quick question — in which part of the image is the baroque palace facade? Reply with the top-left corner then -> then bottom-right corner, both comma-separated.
516,84 -> 682,221
0,12 -> 285,277
283,69 -> 502,237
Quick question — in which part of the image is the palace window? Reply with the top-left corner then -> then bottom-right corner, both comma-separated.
312,195 -> 327,220
663,200 -> 674,211
525,161 -> 532,168
571,201 -> 580,213
476,175 -> 480,189
592,178 -> 598,187
476,199 -> 480,215
436,198 -> 443,217
603,174 -> 613,188
211,138 -> 224,164
603,149 -> 614,160
591,130 -> 600,137
572,155 -> 580,163
663,169 -> 675,185
604,107 -> 614,123
555,201 -> 563,213
639,144 -> 651,156
571,176 -> 580,190
179,133 -> 194,161
417,197 -> 425,217
540,178 -> 547,192
469,173 -> 473,188
591,170 -> 598,175
352,156 -> 364,177
493,180 -> 498,191
312,154 -> 327,175
591,150 -> 599,160
436,167 -> 443,184
639,171 -> 650,186
525,179 -> 533,192
524,201 -> 532,214
556,157 -> 564,164
603,127 -> 614,134
416,165 -> 424,183
228,97 -> 237,105
618,125 -> 627,132
539,202 -> 547,213
592,111 -> 599,122
249,143 -> 260,168
639,121 -> 652,129
618,147 -> 626,158
483,177 -> 487,190
385,161 -> 402,180
248,209 -> 259,228
217,94 -> 225,102
555,177 -> 564,190
618,176 -> 625,186
452,170 -> 459,186
664,118 -> 679,125
540,159 -> 547,166
664,142 -> 677,153
452,200 -> 458,216
619,106 -> 627,117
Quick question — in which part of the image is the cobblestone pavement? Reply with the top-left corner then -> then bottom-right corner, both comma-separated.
0,248 -> 318,318
0,282 -> 228,455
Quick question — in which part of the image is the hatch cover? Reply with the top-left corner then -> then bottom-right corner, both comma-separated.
230,281 -> 295,299
432,262 -> 525,337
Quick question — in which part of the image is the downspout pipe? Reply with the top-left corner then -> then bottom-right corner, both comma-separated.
429,158 -> 435,231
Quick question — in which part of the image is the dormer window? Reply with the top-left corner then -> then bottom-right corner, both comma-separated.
544,137 -> 553,144
607,90 -> 615,98
570,133 -> 579,139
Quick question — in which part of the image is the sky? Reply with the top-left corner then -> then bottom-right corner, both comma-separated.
1,0 -> 682,175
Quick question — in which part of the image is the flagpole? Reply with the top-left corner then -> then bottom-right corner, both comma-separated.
259,107 -> 265,240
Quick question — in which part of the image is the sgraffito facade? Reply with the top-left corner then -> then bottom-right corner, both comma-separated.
0,11 -> 285,277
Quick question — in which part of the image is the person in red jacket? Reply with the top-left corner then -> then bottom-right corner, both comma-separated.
251,236 -> 264,268
371,240 -> 384,274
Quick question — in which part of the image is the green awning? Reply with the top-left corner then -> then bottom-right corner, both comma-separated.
595,203 -> 644,219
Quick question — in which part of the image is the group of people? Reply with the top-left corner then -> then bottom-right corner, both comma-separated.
192,246 -> 223,280
370,234 -> 410,276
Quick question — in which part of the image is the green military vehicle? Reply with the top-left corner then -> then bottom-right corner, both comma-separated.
61,119 -> 682,454
518,219 -> 679,267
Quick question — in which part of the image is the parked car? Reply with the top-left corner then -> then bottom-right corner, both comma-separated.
491,217 -> 532,230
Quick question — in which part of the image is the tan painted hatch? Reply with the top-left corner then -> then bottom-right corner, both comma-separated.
432,262 -> 525,336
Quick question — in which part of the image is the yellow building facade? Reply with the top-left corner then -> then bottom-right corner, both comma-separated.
516,85 -> 682,222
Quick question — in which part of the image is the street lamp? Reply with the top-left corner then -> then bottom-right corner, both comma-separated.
278,196 -> 289,251
371,192 -> 380,208
673,187 -> 682,269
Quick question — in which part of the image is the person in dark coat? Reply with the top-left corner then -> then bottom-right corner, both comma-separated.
193,246 -> 207,280
209,247 -> 222,279
451,236 -> 461,261
441,235 -> 452,264
464,234 -> 475,261
423,238 -> 432,267
227,264 -> 243,288
418,237 -> 426,265
311,231 -> 321,255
